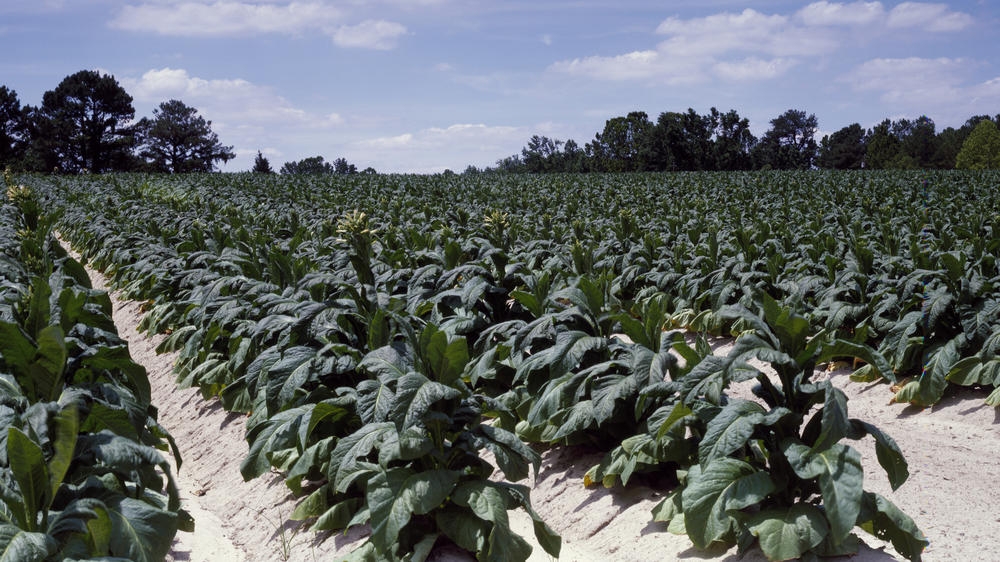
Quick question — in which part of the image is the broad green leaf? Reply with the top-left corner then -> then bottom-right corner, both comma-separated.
698,399 -> 766,465
392,373 -> 462,430
748,504 -> 828,561
367,468 -> 458,553
682,458 -> 775,549
7,427 -> 49,531
810,385 -> 849,453
435,507 -> 488,554
451,481 -> 533,562
48,404 -> 78,501
848,420 -> 908,490
0,323 -> 33,373
313,498 -> 363,532
469,424 -> 538,482
106,496 -> 178,562
31,325 -> 67,402
817,339 -> 893,384
0,524 -> 56,562
857,492 -> 927,561
783,440 -> 863,543
893,336 -> 962,407
331,422 -> 396,492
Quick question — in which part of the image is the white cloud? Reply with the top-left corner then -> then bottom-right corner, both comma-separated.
111,2 -> 408,49
549,2 -> 973,85
358,133 -> 413,149
540,34 -> 552,46
122,67 -> 350,170
351,123 -> 536,173
551,7 -> 837,84
796,1 -> 884,26
331,19 -> 407,49
844,56 -> 966,95
713,57 -> 798,81
842,57 -> 999,123
887,2 -> 973,32
433,62 -> 454,72
549,50 -> 706,83
655,9 -> 837,58
125,67 -> 332,127
110,2 -> 340,36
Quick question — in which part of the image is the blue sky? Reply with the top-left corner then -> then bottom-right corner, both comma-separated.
1,0 -> 997,172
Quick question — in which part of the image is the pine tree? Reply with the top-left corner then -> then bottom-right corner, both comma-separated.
253,150 -> 273,173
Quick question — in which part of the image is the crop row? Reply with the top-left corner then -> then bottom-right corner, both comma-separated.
0,179 -> 187,560
24,170 -> 991,560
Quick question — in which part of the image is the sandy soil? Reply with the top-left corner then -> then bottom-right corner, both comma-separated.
65,242 -> 999,561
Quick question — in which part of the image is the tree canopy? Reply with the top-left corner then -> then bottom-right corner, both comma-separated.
0,86 -> 29,169
253,151 -> 273,173
817,124 -> 866,170
752,109 -> 818,170
33,70 -> 136,173
138,99 -> 234,172
280,155 -> 335,174
956,120 -> 1000,170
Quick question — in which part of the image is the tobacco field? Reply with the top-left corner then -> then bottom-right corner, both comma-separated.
9,169 -> 1000,561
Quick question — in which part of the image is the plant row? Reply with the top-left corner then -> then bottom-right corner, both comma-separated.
0,179 -> 188,561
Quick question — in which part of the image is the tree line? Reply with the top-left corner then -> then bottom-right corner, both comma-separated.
1,70 -> 375,176
252,152 -> 375,175
475,108 -> 1000,174
1,71 -> 235,173
4,70 -> 997,175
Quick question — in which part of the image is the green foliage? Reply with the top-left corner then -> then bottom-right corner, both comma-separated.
648,297 -> 924,560
817,124 -> 866,170
253,150 -> 274,174
752,109 -> 818,170
138,99 -> 235,173
0,86 -> 30,169
26,169 -> 983,560
0,188 -> 185,560
280,156 -> 335,175
955,119 -> 1000,170
31,70 -> 136,173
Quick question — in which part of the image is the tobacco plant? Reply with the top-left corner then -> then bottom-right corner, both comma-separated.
654,295 -> 925,561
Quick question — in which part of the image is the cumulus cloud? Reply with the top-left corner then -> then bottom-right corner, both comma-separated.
796,1 -> 885,26
357,133 -> 414,149
120,67 -> 355,170
712,57 -> 798,81
551,8 -> 836,83
110,1 -> 408,49
125,67 -> 341,127
887,2 -> 974,32
844,56 -> 966,95
842,57 -> 999,122
331,19 -> 407,49
110,1 -> 340,36
549,50 -> 706,83
549,3 -> 973,84
655,9 -> 836,58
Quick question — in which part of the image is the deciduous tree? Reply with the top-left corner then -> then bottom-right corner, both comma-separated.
280,155 -> 335,174
956,120 -> 1000,170
753,109 -> 818,169
817,123 -> 866,169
